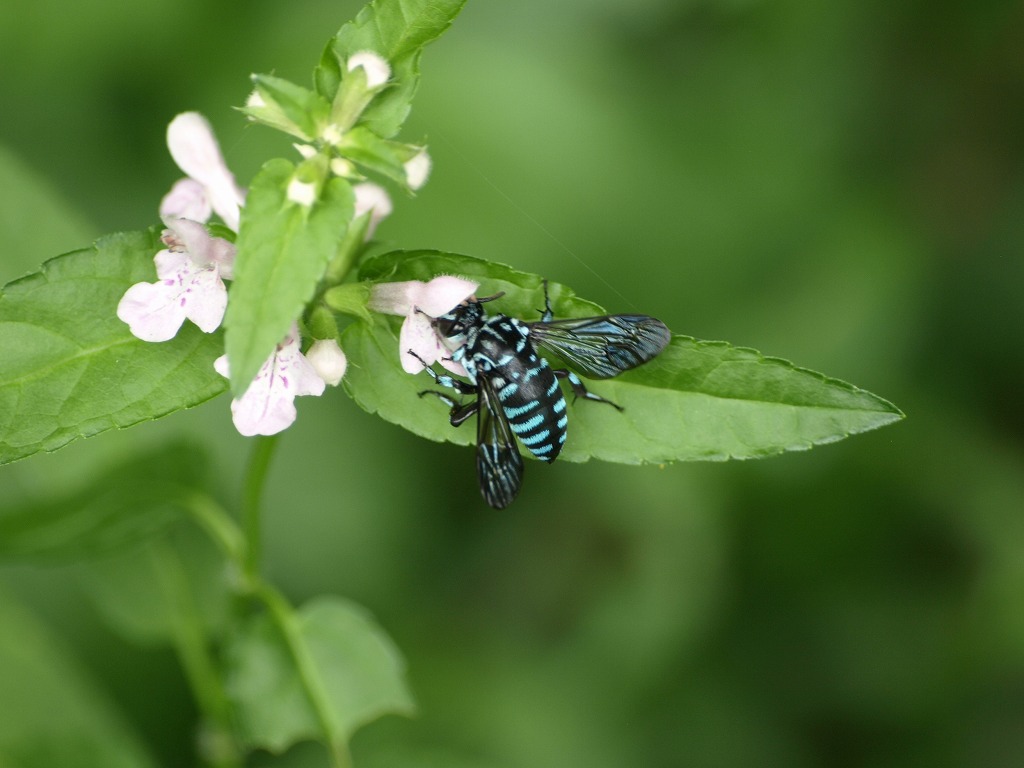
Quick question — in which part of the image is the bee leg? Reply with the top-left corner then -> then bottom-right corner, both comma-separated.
418,390 -> 479,427
539,278 -> 554,323
553,369 -> 624,412
407,349 -> 476,394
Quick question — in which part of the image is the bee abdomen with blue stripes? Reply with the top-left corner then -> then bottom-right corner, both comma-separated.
476,316 -> 567,463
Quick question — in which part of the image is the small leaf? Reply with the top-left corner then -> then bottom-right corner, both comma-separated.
224,160 -> 354,395
225,596 -> 415,754
346,250 -> 903,463
339,126 -> 412,187
0,230 -> 228,465
246,74 -> 331,140
0,442 -> 207,561
318,0 -> 468,138
0,589 -> 160,768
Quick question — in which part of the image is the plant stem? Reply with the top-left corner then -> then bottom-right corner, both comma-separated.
241,435 -> 279,584
184,441 -> 352,766
256,582 -> 351,768
186,492 -> 247,568
153,542 -> 243,768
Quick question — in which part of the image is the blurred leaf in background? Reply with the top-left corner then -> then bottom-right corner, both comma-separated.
2,1 -> 1024,767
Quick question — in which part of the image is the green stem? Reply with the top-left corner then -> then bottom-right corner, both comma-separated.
241,435 -> 279,583
256,582 -> 351,768
153,542 -> 243,768
186,492 -> 247,569
182,441 -> 350,765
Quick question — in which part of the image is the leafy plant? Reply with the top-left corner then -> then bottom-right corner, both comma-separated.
0,0 -> 902,765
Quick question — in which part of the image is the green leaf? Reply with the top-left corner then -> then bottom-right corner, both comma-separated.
245,74 -> 331,140
225,596 -> 415,754
317,0 -> 468,138
225,160 -> 354,395
339,125 -> 414,187
0,231 -> 228,465
0,442 -> 207,561
0,588 -> 159,768
345,250 -> 904,463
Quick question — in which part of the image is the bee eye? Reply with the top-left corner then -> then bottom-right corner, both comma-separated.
434,316 -> 458,337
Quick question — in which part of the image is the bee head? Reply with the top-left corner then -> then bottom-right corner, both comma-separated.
433,291 -> 504,341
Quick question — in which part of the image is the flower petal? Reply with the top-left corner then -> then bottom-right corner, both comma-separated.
229,375 -> 300,437
415,275 -> 479,317
353,182 -> 392,239
117,281 -> 188,342
368,280 -> 419,316
166,112 -> 245,231
160,178 -> 212,223
404,149 -> 431,190
215,329 -> 325,436
162,217 -> 237,280
399,311 -> 442,373
347,51 -> 391,89
213,354 -> 230,378
124,245 -> 228,337
183,270 -> 228,333
153,247 -> 192,281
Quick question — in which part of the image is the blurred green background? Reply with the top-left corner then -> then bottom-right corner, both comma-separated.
2,0 -> 1023,766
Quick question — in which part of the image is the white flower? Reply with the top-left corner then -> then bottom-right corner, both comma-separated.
160,112 -> 246,231
321,123 -> 344,146
213,326 -> 326,436
353,182 -> 392,239
160,178 -> 211,223
117,218 -> 236,342
287,178 -> 317,207
347,51 -> 391,89
403,149 -> 431,191
368,276 -> 478,374
306,339 -> 348,386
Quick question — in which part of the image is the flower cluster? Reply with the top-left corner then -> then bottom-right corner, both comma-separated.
117,112 -> 377,436
244,50 -> 431,192
117,49 -> 460,437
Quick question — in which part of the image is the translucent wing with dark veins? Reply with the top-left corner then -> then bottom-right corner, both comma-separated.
475,376 -> 524,509
529,314 -> 671,379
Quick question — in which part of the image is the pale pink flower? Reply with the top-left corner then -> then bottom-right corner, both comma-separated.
117,218 -> 236,342
368,276 -> 478,375
160,112 -> 245,231
213,326 -> 326,436
352,182 -> 392,239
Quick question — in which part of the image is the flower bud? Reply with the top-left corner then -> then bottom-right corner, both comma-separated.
353,182 -> 393,239
347,51 -> 391,89
404,149 -> 431,190
306,339 -> 348,386
287,178 -> 317,207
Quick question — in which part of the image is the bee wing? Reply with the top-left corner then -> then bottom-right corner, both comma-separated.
528,315 -> 672,379
476,377 -> 524,509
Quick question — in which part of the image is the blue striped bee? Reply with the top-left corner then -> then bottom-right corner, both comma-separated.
409,280 -> 671,509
